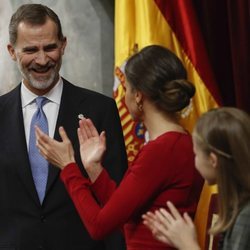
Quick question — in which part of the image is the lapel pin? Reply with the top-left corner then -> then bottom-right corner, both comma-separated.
78,114 -> 85,120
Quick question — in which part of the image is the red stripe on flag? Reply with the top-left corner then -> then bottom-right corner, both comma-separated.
154,0 -> 222,105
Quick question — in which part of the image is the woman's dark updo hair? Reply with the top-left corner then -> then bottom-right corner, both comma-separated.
125,45 -> 195,113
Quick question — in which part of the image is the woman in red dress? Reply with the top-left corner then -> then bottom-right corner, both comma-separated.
36,45 -> 203,250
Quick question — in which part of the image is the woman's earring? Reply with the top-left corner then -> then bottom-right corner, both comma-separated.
136,101 -> 143,112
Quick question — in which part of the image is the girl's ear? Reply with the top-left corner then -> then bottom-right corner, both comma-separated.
209,152 -> 218,169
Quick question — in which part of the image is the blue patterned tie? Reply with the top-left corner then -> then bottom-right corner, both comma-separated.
29,96 -> 49,203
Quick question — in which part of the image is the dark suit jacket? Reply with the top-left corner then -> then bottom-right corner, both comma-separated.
0,79 -> 128,250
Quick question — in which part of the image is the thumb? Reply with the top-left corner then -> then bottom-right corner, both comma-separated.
183,212 -> 194,227
35,125 -> 49,143
35,125 -> 42,137
58,126 -> 70,142
100,131 -> 106,146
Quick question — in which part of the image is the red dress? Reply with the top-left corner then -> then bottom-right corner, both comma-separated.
60,132 -> 203,250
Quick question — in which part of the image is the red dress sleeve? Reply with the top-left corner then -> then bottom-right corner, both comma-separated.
60,138 -> 175,240
90,168 -> 117,205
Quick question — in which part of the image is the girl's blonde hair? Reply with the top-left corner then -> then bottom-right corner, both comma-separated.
193,107 -> 250,235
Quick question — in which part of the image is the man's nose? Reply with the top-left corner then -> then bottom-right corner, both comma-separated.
34,50 -> 49,65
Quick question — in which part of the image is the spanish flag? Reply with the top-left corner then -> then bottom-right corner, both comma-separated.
114,1 -> 220,249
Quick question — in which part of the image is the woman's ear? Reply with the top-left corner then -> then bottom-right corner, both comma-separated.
209,152 -> 218,169
135,90 -> 143,104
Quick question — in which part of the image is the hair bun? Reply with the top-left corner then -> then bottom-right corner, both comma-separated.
158,79 -> 195,112
166,79 -> 195,98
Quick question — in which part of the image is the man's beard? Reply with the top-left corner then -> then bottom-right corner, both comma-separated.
25,70 -> 56,90
18,60 -> 60,90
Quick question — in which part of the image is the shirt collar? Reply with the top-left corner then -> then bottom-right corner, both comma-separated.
21,77 -> 63,108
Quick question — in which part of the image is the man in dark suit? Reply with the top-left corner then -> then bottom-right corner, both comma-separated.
0,3 -> 127,250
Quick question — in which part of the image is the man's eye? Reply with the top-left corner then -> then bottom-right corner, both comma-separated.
45,47 -> 56,52
23,49 -> 37,54
44,45 -> 58,51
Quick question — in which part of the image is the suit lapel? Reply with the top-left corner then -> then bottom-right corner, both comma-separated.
3,86 -> 41,206
46,80 -> 83,193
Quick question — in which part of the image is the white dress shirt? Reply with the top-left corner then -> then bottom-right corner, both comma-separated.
21,78 -> 63,149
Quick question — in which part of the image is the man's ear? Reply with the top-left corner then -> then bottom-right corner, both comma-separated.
7,44 -> 17,61
60,37 -> 67,55
209,152 -> 218,169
